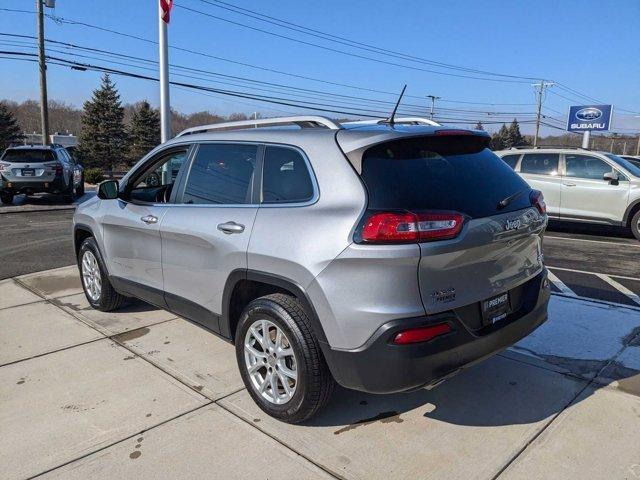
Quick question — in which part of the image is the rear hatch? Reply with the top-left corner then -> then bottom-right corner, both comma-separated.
0,149 -> 58,181
354,132 -> 546,327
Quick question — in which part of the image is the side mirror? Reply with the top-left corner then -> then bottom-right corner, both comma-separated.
603,172 -> 619,185
97,180 -> 120,200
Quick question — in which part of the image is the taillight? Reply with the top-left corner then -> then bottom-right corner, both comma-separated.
360,211 -> 464,244
434,129 -> 475,136
54,164 -> 63,175
530,190 -> 546,215
393,323 -> 452,345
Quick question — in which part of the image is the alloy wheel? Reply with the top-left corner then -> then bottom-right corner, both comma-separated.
81,250 -> 102,302
244,319 -> 298,404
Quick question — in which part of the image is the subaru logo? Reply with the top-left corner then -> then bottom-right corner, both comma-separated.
575,108 -> 602,121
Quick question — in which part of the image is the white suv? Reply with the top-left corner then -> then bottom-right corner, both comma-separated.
495,148 -> 640,240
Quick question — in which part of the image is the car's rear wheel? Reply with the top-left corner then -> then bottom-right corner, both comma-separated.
631,210 -> 640,241
0,192 -> 14,205
235,293 -> 334,423
76,175 -> 85,197
78,237 -> 127,311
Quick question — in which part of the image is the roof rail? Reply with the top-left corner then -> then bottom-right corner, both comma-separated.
342,117 -> 442,127
510,145 -> 586,150
176,115 -> 341,137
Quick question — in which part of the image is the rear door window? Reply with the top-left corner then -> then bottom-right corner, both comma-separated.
261,146 -> 314,204
360,135 -> 531,219
565,154 -> 613,180
520,153 -> 559,176
1,149 -> 55,163
182,143 -> 258,205
501,154 -> 520,170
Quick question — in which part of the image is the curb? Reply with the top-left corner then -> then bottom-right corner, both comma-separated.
0,205 -> 76,214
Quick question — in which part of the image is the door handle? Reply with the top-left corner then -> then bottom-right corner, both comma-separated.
141,215 -> 158,224
563,182 -> 576,187
217,221 -> 245,234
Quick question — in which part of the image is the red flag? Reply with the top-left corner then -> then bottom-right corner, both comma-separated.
160,0 -> 173,23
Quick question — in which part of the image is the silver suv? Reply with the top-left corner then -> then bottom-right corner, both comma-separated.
73,116 -> 550,423
495,148 -> 640,240
0,145 -> 84,204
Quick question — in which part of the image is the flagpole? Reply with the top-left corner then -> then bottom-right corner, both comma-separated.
158,0 -> 171,144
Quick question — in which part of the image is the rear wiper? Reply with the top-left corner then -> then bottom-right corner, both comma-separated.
497,189 -> 527,210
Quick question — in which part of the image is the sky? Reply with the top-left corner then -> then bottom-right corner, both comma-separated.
1,0 -> 639,136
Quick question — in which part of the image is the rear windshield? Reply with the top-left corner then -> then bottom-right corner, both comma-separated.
1,149 -> 55,163
361,135 -> 532,218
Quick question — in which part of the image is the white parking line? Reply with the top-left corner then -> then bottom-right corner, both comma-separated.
545,235 -> 640,248
546,270 -> 577,297
596,273 -> 640,307
547,265 -> 640,282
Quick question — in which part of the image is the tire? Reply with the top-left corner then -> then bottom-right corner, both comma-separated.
631,210 -> 640,241
0,192 -> 14,205
78,237 -> 127,311
235,293 -> 335,423
76,176 -> 85,197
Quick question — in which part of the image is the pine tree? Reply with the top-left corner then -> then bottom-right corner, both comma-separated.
505,119 -> 526,147
491,124 -> 509,150
474,121 -> 484,131
127,101 -> 160,165
78,74 -> 127,170
0,102 -> 24,150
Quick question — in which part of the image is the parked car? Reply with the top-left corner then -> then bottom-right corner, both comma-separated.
0,144 -> 84,204
73,116 -> 551,423
495,148 -> 640,240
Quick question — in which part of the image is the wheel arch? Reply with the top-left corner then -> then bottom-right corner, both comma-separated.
221,269 -> 330,347
623,199 -> 640,227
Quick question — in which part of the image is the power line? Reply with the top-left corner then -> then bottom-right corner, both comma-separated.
174,3 -> 533,84
189,0 -> 541,81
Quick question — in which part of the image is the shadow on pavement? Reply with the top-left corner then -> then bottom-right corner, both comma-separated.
547,220 -> 635,240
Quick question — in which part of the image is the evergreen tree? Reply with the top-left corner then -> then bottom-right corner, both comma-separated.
505,119 -> 526,148
78,74 -> 127,170
474,121 -> 484,131
127,101 -> 160,165
0,102 -> 24,150
490,124 -> 509,150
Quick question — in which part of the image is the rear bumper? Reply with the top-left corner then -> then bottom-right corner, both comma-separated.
0,176 -> 66,194
323,269 -> 550,393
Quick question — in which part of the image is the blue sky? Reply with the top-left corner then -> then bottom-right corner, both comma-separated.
1,0 -> 639,135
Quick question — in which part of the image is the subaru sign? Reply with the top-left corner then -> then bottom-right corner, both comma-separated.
567,104 -> 613,132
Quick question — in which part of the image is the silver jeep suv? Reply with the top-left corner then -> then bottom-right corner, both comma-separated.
73,116 -> 550,423
495,148 -> 640,240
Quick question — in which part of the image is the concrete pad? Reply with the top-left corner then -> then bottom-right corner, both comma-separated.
0,301 -> 103,365
0,278 -> 42,310
53,293 -> 176,335
596,334 -> 640,397
507,296 -> 640,380
0,339 -> 208,479
499,386 -> 640,480
41,405 -> 332,480
116,319 -> 243,400
17,265 -> 83,299
220,355 -> 586,480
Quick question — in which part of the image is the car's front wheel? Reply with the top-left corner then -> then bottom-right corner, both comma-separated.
235,294 -> 334,423
78,237 -> 127,311
631,210 -> 640,241
0,191 -> 14,204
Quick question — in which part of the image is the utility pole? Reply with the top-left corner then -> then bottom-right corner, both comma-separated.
158,0 -> 172,144
532,80 -> 554,147
36,0 -> 50,146
636,135 -> 640,156
426,95 -> 441,120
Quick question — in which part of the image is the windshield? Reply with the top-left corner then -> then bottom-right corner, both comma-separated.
605,154 -> 640,178
360,135 -> 532,218
1,149 -> 55,163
